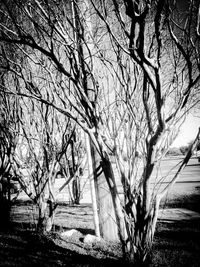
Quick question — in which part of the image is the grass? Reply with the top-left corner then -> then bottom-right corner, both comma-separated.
0,226 -> 123,267
152,189 -> 200,266
161,193 -> 200,213
151,220 -> 200,267
0,187 -> 200,266
1,217 -> 199,267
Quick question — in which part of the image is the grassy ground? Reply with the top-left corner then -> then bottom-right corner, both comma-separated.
0,220 -> 199,267
0,197 -> 199,266
161,192 -> 200,213
151,191 -> 200,266
152,219 -> 200,267
0,226 -> 123,267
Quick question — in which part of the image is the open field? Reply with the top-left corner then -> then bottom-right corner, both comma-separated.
15,156 -> 200,205
153,157 -> 200,200
0,156 -> 200,266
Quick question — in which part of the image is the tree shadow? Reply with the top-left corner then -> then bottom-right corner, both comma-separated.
161,186 -> 200,213
0,222 -> 123,267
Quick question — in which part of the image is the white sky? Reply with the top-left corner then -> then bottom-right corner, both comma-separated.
172,114 -> 200,147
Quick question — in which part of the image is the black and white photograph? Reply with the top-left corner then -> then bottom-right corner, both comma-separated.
0,0 -> 200,266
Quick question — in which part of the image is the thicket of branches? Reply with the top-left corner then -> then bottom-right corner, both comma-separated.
0,0 -> 200,265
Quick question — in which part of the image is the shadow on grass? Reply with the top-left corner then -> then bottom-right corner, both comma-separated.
7,183 -> 200,267
0,222 -> 123,267
161,187 -> 200,213
151,186 -> 200,266
152,219 -> 200,267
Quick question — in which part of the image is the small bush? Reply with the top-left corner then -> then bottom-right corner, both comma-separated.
166,147 -> 182,156
179,146 -> 188,155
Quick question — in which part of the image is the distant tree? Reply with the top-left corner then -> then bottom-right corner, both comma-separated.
179,146 -> 189,155
66,128 -> 85,205
166,147 -> 182,156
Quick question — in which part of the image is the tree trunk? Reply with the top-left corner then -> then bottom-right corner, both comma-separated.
37,198 -> 57,233
0,192 -> 11,229
37,198 -> 47,232
101,153 -> 127,243
0,177 -> 11,229
72,176 -> 81,205
123,192 -> 158,266
45,200 -> 57,232
90,139 -> 119,241
85,133 -> 101,238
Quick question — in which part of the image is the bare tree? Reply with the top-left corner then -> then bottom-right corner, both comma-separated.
14,94 -> 79,232
0,0 -> 122,241
88,0 -> 200,263
0,35 -> 87,232
66,127 -> 85,205
0,0 -> 200,264
0,74 -> 19,227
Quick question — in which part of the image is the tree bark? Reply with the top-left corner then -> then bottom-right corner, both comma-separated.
90,140 -> 119,241
85,133 -> 101,238
37,198 -> 57,233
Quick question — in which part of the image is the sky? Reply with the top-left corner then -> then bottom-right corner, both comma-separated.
172,114 -> 200,147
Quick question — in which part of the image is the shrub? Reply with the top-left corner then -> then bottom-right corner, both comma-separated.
166,147 -> 182,156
